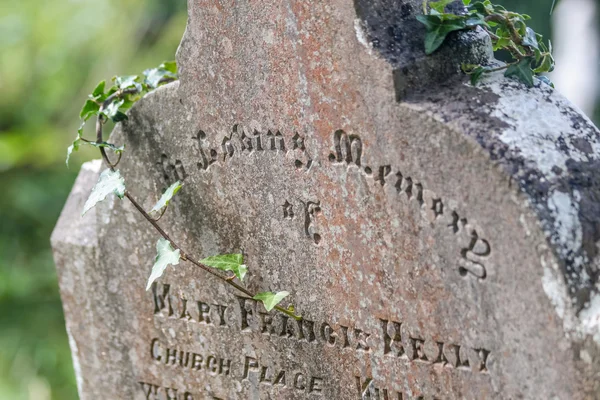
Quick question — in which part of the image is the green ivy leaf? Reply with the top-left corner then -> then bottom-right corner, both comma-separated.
112,111 -> 129,123
92,80 -> 106,98
80,100 -> 100,121
82,169 -> 126,215
150,181 -> 183,216
505,58 -> 535,87
469,66 -> 487,85
417,15 -> 467,55
462,0 -> 472,5
161,61 -> 177,74
146,238 -> 181,291
534,53 -> 555,74
253,291 -> 290,312
428,0 -> 455,13
201,254 -> 248,282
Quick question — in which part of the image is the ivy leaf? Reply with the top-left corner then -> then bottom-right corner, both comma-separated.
102,99 -> 125,121
150,181 -> 183,216
416,15 -> 467,55
537,75 -> 555,88
462,0 -> 472,5
534,53 -> 555,74
253,291 -> 290,312
469,65 -> 487,85
428,0 -> 455,13
115,75 -> 142,91
112,111 -> 129,123
505,58 -> 535,87
143,65 -> 177,89
92,80 -> 106,98
161,61 -> 177,74
201,254 -> 248,281
80,100 -> 100,121
82,169 -> 126,216
522,27 -> 539,50
146,238 -> 181,291
66,122 -> 86,166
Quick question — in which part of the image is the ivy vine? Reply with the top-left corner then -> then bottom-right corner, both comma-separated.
418,0 -> 555,87
67,62 -> 300,320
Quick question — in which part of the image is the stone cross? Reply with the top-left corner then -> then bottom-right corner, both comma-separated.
52,1 -> 600,398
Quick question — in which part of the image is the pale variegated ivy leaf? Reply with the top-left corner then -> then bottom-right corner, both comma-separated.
66,122 -> 86,166
102,99 -> 124,121
201,254 -> 247,281
146,238 -> 181,291
253,291 -> 290,312
82,169 -> 126,216
150,181 -> 183,216
114,75 -> 142,91
143,61 -> 178,88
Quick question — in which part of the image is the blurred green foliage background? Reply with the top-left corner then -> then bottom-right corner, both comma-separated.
0,0 -> 186,398
0,0 -> 594,398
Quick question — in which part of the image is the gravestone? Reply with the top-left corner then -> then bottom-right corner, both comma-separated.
52,0 -> 600,399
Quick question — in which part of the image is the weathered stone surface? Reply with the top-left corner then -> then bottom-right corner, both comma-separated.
52,1 -> 600,399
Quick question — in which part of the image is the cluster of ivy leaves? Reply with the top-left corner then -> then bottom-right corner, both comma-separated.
66,61 -> 178,166
417,0 -> 555,87
70,61 -> 295,317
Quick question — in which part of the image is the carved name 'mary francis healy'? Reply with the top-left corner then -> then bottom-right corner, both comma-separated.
52,0 -> 600,399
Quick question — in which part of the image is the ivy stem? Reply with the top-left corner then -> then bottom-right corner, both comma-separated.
485,64 -> 513,73
95,89 -> 302,321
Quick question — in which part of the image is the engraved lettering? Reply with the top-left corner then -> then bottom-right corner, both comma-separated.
375,165 -> 392,186
192,130 -> 217,171
474,348 -> 491,373
197,301 -> 212,324
259,311 -> 275,335
303,200 -> 322,245
237,296 -> 253,331
283,200 -> 294,219
410,337 -> 428,362
179,298 -> 193,321
459,229 -> 490,279
152,283 -> 173,316
274,370 -> 286,385
432,342 -> 449,366
329,130 -> 362,167
354,328 -> 371,351
320,322 -> 337,346
309,377 -> 324,393
266,130 -> 286,151
243,356 -> 259,379
294,373 -> 307,390
139,382 -> 158,400
214,304 -> 227,326
432,198 -> 444,218
381,319 -> 406,357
